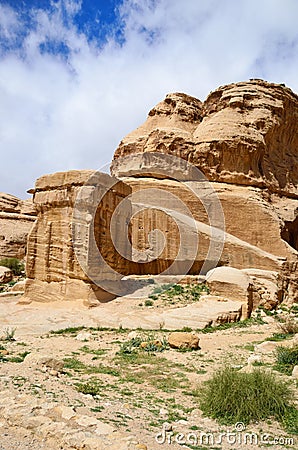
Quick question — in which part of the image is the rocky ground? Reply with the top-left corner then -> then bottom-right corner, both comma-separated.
0,290 -> 297,449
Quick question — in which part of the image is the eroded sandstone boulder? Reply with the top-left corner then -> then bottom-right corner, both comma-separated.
206,267 -> 254,317
0,266 -> 12,283
168,331 -> 200,349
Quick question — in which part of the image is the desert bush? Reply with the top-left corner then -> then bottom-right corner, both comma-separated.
0,258 -> 24,276
144,299 -> 153,307
275,345 -> 298,374
1,327 -> 16,341
76,380 -> 102,396
198,366 -> 295,427
278,317 -> 298,335
150,282 -> 209,304
118,333 -> 167,356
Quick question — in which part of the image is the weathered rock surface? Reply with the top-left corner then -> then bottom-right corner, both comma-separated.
0,192 -> 36,259
0,265 -> 13,283
206,267 -> 253,317
112,80 -> 298,197
23,170 -> 133,306
111,80 -> 298,306
0,392 -> 146,450
23,79 -> 298,309
292,365 -> 298,379
168,331 -> 200,349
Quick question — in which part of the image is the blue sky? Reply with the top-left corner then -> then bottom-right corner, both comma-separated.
0,0 -> 298,197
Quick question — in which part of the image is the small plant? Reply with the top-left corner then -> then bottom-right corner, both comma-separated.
63,357 -> 86,371
76,380 -> 102,396
257,306 -> 276,316
118,337 -> 142,355
265,333 -> 291,342
278,317 -> 298,335
79,345 -> 106,356
275,345 -> 298,375
2,327 -> 16,341
50,326 -> 86,335
118,333 -> 168,356
198,366 -> 296,428
8,351 -> 30,363
145,299 -> 153,307
0,344 -> 8,362
0,258 -> 24,276
290,304 -> 298,315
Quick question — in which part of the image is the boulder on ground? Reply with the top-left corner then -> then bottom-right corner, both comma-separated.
10,279 -> 26,292
168,331 -> 200,350
0,266 -> 12,283
206,266 -> 253,318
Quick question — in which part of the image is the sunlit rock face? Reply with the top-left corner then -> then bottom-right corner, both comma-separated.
113,80 -> 298,197
24,80 -> 298,308
0,192 -> 36,259
23,170 -> 133,306
112,80 -> 298,304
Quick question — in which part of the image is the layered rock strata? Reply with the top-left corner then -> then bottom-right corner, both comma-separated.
111,80 -> 298,305
0,193 -> 36,259
23,171 -> 132,306
24,80 -> 298,309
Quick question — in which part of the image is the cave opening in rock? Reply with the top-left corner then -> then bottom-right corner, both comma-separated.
281,216 -> 298,251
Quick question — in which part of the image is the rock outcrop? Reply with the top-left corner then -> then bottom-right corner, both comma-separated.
0,193 -> 36,260
113,80 -> 298,197
23,170 -> 133,306
111,80 -> 298,305
0,266 -> 12,283
24,79 -> 298,310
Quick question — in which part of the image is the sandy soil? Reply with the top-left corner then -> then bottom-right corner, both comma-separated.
0,293 -> 297,449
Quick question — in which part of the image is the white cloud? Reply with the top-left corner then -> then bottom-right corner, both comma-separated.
0,0 -> 297,197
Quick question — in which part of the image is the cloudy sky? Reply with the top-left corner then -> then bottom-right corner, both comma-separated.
0,0 -> 298,198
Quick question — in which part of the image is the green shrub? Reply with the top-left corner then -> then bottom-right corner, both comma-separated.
150,282 -> 209,304
144,299 -> 153,307
275,345 -> 298,374
118,333 -> 167,356
265,332 -> 291,342
198,366 -> 295,427
76,380 -> 101,396
0,258 -> 24,276
277,317 -> 298,335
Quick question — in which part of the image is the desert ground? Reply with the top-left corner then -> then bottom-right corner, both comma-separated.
0,288 -> 296,450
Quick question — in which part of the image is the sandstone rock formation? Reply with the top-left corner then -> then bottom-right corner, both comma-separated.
0,193 -> 36,259
168,331 -> 200,350
23,170 -> 133,306
0,266 -> 12,283
24,79 -> 298,312
111,79 -> 298,306
113,80 -> 298,197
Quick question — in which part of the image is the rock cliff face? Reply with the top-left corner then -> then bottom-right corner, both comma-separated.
24,79 -> 298,308
113,80 -> 298,197
23,171 -> 132,306
0,193 -> 36,259
111,80 -> 298,304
